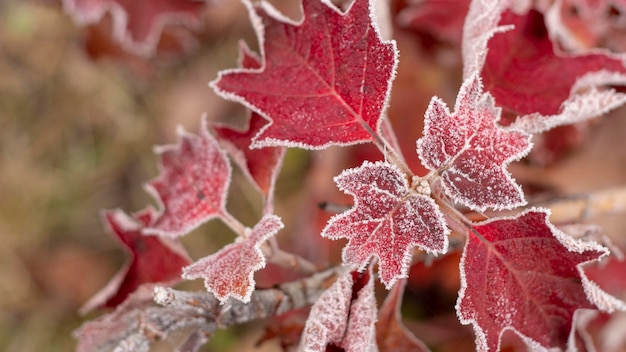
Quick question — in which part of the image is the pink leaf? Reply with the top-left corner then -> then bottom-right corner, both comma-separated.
211,0 -> 398,149
483,9 -> 626,132
182,214 -> 284,303
416,73 -> 531,212
62,0 -> 204,57
81,208 -> 190,313
322,161 -> 449,289
456,208 -> 608,352
214,42 -> 286,198
300,269 -> 377,352
143,117 -> 231,238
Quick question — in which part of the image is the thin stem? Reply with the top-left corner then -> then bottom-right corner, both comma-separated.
219,211 -> 248,237
362,118 -> 414,178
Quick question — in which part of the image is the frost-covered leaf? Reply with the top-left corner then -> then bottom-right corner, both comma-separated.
300,269 -> 378,352
456,208 -> 608,352
214,42 -> 286,198
182,215 -> 283,303
211,0 -> 398,149
143,117 -> 231,238
376,280 -> 430,352
483,9 -> 626,132
322,161 -> 448,289
583,250 -> 626,313
416,73 -> 531,212
80,208 -> 190,313
62,0 -> 204,57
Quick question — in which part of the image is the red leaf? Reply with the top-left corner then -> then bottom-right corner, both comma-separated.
211,0 -> 398,149
300,269 -> 377,352
483,9 -> 626,132
456,208 -> 608,351
81,208 -> 191,313
62,0 -> 204,57
182,214 -> 284,303
583,251 -> 626,313
376,280 -> 430,352
143,118 -> 231,238
416,73 -> 531,212
322,161 -> 448,289
214,42 -> 286,198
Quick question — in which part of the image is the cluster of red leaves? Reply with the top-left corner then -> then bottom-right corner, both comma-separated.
73,0 -> 626,351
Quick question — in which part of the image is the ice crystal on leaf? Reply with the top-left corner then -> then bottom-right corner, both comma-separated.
182,214 -> 284,303
143,118 -> 231,238
416,73 -> 531,212
456,208 -> 609,352
81,208 -> 191,313
300,269 -> 377,352
322,161 -> 448,289
62,0 -> 204,57
211,0 -> 398,149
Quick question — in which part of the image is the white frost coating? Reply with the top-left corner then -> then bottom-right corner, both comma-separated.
513,71 -> 626,134
372,0 -> 392,41
209,0 -> 399,150
461,0 -> 514,78
299,269 -> 355,352
322,160 -> 449,289
182,214 -> 284,304
455,207 -> 610,352
142,115 -> 233,239
153,286 -> 172,306
580,276 -> 626,313
342,271 -> 378,352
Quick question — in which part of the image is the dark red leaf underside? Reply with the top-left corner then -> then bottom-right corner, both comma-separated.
62,0 -> 204,56
143,118 -> 231,238
416,74 -> 531,211
212,0 -> 397,149
482,9 -> 626,119
182,215 -> 284,303
322,161 -> 448,289
457,209 -> 607,351
82,208 -> 190,312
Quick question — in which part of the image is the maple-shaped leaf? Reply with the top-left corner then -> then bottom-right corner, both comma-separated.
456,208 -> 608,352
214,42 -> 286,199
482,9 -> 626,133
416,73 -> 531,212
300,269 -> 377,352
182,214 -> 283,303
143,117 -> 231,238
322,161 -> 449,289
80,207 -> 191,313
376,280 -> 430,352
211,0 -> 398,149
62,0 -> 204,57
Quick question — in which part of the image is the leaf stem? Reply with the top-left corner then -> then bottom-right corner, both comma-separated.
220,211 -> 248,237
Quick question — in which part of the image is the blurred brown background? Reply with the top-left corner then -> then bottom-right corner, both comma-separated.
3,0 -> 626,351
